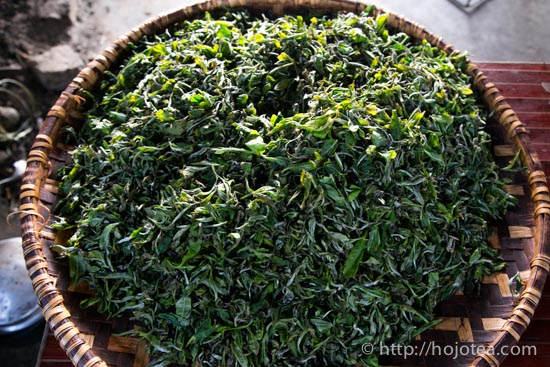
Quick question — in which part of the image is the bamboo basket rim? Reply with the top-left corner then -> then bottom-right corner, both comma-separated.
19,1 -> 550,366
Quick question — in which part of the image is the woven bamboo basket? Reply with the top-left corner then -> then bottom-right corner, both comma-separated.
19,0 -> 550,366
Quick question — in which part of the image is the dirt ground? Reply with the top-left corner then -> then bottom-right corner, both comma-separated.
0,0 -> 92,231
0,0 -> 67,238
0,0 -> 193,238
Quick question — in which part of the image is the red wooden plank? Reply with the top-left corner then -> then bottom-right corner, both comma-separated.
504,98 -> 550,113
476,62 -> 550,72
516,113 -> 550,128
511,320 -> 550,344
39,336 -> 70,361
481,69 -> 550,84
503,355 -> 550,367
526,127 -> 550,145
493,62 -> 550,366
497,83 -> 550,99
531,302 -> 550,321
531,143 -> 550,162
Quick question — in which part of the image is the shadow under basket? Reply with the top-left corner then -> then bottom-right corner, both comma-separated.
19,1 -> 550,366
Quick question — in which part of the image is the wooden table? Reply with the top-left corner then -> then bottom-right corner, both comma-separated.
475,62 -> 550,367
35,62 -> 550,367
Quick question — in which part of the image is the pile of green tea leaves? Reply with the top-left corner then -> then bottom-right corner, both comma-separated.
55,7 -> 515,367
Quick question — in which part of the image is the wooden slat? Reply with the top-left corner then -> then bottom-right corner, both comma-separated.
107,335 -> 140,354
531,143 -> 550,162
504,185 -> 525,196
481,62 -> 550,367
503,98 -> 550,113
498,83 -> 550,99
39,335 -> 69,361
509,320 -> 550,344
496,273 -> 513,297
529,297 -> 550,320
494,144 -> 516,157
482,318 -> 507,331
475,62 -> 550,71
481,69 -> 550,84
508,226 -> 534,239
516,113 -> 550,128
527,128 -> 550,145
503,356 -> 550,367
517,110 -> 550,122
433,317 -> 474,342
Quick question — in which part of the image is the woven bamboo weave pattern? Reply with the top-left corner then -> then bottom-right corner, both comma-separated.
20,1 -> 550,366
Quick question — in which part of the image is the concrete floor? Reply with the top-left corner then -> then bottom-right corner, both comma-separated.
78,0 -> 550,63
369,0 -> 550,62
